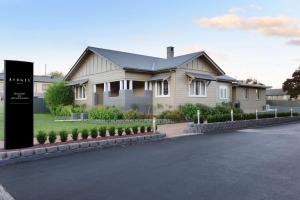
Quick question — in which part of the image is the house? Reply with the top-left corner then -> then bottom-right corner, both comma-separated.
64,46 -> 268,114
0,73 -> 62,99
266,89 -> 290,100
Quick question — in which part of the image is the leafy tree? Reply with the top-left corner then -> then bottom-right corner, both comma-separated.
283,68 -> 300,99
49,71 -> 64,78
45,81 -> 74,114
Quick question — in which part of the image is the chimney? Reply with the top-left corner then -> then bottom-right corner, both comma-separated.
167,46 -> 174,59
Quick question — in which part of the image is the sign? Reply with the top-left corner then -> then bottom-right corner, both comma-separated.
4,60 -> 33,149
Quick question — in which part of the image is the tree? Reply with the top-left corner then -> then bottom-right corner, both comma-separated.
283,67 -> 300,99
49,71 -> 64,78
45,81 -> 74,114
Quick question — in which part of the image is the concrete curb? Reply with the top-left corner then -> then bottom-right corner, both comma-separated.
0,184 -> 15,200
0,133 -> 166,166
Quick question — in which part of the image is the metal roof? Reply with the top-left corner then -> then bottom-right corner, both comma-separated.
235,82 -> 270,89
149,74 -> 171,81
216,75 -> 237,82
65,46 -> 226,80
67,79 -> 88,86
0,73 -> 62,83
185,72 -> 216,81
266,89 -> 287,96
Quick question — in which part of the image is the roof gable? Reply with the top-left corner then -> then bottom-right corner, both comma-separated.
65,46 -> 225,80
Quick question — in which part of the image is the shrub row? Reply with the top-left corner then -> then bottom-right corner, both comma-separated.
36,124 -> 157,145
53,104 -> 86,116
88,107 -> 152,120
159,102 -> 243,122
192,112 -> 298,124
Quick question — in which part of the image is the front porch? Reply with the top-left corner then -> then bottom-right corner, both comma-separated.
93,80 -> 153,113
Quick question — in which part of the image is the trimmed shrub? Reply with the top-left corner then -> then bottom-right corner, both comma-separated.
123,110 -> 145,119
37,131 -> 47,144
140,126 -> 145,133
125,127 -> 131,135
90,127 -> 98,138
132,126 -> 138,134
44,81 -> 74,114
146,126 -> 151,132
48,131 -> 57,144
99,126 -> 107,137
81,129 -> 89,140
108,126 -> 116,136
117,126 -> 123,136
71,128 -> 79,141
158,110 -> 183,122
88,106 -> 124,120
59,130 -> 68,142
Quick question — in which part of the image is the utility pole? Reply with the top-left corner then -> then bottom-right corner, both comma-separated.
45,64 -> 47,76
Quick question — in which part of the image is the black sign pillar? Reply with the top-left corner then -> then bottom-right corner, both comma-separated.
4,60 -> 33,149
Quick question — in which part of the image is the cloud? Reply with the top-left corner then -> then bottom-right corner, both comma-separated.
195,14 -> 300,44
227,4 -> 262,14
286,39 -> 300,46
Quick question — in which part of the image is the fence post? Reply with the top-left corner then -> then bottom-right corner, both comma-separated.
291,108 -> 293,117
256,109 -> 258,120
197,110 -> 200,124
231,109 -> 234,122
275,108 -> 277,118
153,117 -> 156,133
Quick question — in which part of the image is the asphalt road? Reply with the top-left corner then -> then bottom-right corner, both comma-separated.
1,123 -> 300,200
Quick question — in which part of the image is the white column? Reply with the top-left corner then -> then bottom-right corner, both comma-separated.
93,84 -> 96,93
124,79 -> 127,90
145,81 -> 148,90
129,80 -> 133,90
107,82 -> 111,92
104,82 -> 107,92
120,80 -> 123,90
149,82 -> 152,90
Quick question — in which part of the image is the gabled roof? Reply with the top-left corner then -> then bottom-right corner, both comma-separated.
65,46 -> 225,80
0,73 -> 62,83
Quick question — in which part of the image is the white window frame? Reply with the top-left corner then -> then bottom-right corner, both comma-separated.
219,85 -> 229,100
74,85 -> 87,100
155,80 -> 170,97
188,80 -> 207,97
256,89 -> 260,100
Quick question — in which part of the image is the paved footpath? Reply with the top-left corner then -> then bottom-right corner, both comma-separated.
158,122 -> 190,138
1,123 -> 300,200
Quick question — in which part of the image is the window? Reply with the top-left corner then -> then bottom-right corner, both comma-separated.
219,85 -> 228,99
244,88 -> 249,99
75,85 -> 86,100
256,89 -> 260,100
42,84 -> 49,91
189,80 -> 207,97
156,80 -> 169,97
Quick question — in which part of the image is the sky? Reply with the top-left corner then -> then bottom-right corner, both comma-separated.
0,0 -> 299,88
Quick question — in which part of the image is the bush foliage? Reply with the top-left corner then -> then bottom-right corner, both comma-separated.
37,131 -> 47,144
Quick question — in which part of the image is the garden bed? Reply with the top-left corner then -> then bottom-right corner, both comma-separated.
185,116 -> 300,134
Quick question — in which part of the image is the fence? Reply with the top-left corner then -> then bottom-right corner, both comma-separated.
34,97 -> 49,113
266,100 -> 300,112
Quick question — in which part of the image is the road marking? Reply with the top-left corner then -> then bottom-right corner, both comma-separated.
0,185 -> 15,200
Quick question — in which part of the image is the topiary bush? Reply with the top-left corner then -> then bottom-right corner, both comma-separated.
71,128 -> 79,141
117,126 -> 123,136
37,131 -> 47,144
59,130 -> 68,142
125,127 -> 131,135
81,129 -> 89,140
99,126 -> 107,137
140,125 -> 145,133
146,125 -> 151,132
44,81 -> 74,115
158,110 -> 183,122
132,126 -> 138,134
108,126 -> 116,136
90,127 -> 98,138
123,110 -> 145,119
48,131 -> 57,144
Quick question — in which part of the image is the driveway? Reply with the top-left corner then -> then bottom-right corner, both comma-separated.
1,123 -> 300,200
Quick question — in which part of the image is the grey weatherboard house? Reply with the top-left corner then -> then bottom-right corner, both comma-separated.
64,46 -> 268,114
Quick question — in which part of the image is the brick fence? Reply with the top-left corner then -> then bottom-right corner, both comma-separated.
185,116 -> 300,134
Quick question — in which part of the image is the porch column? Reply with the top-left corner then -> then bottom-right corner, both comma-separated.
107,82 -> 111,92
120,80 -> 123,90
144,81 -> 148,90
93,84 -> 97,106
124,79 -> 127,90
129,80 -> 133,90
104,82 -> 107,92
149,82 -> 153,90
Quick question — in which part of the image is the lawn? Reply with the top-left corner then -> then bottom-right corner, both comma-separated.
0,111 -> 151,140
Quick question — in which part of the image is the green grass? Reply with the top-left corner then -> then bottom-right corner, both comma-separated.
0,112 -> 151,140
